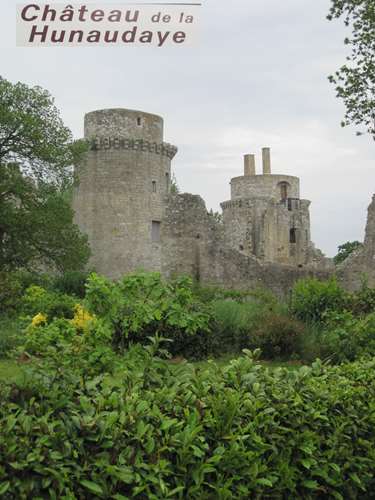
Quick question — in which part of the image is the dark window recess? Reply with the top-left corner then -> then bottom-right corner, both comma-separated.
152,181 -> 157,193
290,228 -> 297,244
288,198 -> 292,211
137,117 -> 142,126
196,234 -> 201,239
239,244 -> 244,251
166,173 -> 169,190
152,221 -> 161,242
280,182 -> 288,200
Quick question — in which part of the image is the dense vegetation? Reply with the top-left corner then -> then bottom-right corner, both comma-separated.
2,271 -> 375,497
0,76 -> 90,272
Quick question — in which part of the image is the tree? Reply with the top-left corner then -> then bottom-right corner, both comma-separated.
327,0 -> 375,139
0,76 -> 90,272
170,173 -> 180,194
334,240 -> 363,265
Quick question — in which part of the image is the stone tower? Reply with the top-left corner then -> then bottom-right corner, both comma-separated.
72,108 -> 177,278
221,148 -> 312,266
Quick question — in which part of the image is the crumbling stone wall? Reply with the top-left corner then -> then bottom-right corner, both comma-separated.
338,195 -> 375,291
162,193 -> 331,297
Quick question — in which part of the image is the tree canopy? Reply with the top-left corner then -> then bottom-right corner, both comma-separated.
334,240 -> 363,265
0,76 -> 90,272
328,0 -> 375,139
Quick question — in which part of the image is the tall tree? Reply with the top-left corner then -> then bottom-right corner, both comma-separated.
0,76 -> 90,272
328,0 -> 375,139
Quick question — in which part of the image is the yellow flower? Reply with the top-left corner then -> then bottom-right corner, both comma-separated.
70,304 -> 95,333
31,312 -> 47,327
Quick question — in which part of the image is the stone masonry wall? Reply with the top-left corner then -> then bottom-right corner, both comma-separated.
163,194 -> 331,297
338,195 -> 375,291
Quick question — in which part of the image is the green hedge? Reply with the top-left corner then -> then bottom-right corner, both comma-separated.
1,349 -> 375,498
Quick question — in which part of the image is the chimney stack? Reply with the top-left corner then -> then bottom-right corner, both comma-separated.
244,154 -> 256,176
262,147 -> 271,175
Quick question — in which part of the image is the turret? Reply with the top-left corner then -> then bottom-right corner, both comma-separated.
73,108 -> 177,278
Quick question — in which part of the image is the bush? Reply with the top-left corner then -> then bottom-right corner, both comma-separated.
52,270 -> 91,298
0,272 -> 23,313
290,277 -> 348,324
211,300 -> 250,352
210,299 -> 273,354
0,271 -> 57,315
1,348 -> 375,498
319,311 -> 375,363
0,317 -> 23,358
21,285 -> 76,320
250,313 -> 305,360
85,273 -> 211,357
348,284 -> 375,316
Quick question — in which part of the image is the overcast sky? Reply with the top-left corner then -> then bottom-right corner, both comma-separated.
1,0 -> 374,256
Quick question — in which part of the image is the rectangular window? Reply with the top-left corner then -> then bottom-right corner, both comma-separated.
152,181 -> 156,193
290,228 -> 297,244
152,221 -> 161,243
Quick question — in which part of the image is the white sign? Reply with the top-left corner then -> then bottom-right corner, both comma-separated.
16,3 -> 201,47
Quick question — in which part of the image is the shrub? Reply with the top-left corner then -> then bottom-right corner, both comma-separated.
298,310 -> 375,364
348,284 -> 375,316
290,277 -> 348,324
250,313 -> 305,360
85,273 -> 211,357
0,272 -> 23,313
1,349 -> 375,497
210,299 -> 273,354
52,270 -> 91,298
211,300 -> 249,352
21,285 -> 76,320
23,318 -> 77,356
319,311 -> 375,363
0,317 -> 23,358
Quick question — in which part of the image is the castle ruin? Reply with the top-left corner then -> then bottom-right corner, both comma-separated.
73,108 -> 334,295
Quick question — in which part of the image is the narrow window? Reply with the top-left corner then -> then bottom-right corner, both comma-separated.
137,117 -> 142,126
152,221 -> 161,243
165,173 -> 169,191
290,228 -> 297,244
152,181 -> 156,193
280,182 -> 288,200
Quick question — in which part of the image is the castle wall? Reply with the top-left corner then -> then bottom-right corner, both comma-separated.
338,195 -> 375,291
162,194 -> 331,297
161,193 -> 224,282
230,174 -> 300,200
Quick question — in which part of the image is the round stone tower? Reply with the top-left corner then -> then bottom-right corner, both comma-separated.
221,148 -> 312,266
73,108 -> 177,278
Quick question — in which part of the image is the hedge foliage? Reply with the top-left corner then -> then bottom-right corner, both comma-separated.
1,348 -> 375,498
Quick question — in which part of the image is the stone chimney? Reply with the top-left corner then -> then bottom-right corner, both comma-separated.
262,147 -> 271,175
244,154 -> 256,176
